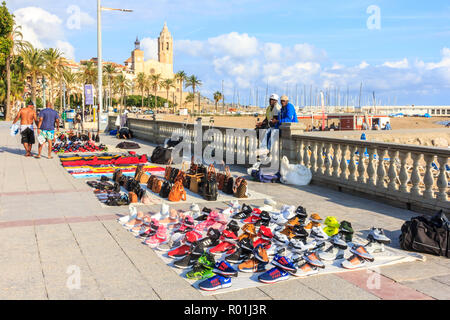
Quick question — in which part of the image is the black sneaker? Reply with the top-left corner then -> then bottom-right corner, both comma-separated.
173,245 -> 204,269
226,220 -> 240,234
239,237 -> 254,252
195,208 -> 211,221
225,247 -> 252,264
197,228 -> 221,248
292,225 -> 309,238
232,204 -> 252,220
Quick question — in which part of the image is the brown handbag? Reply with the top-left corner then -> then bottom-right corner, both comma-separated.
188,173 -> 203,193
233,177 -> 248,199
139,173 -> 149,184
217,165 -> 230,191
168,180 -> 187,202
147,175 -> 157,189
129,191 -> 138,203
152,178 -> 163,193
134,164 -> 144,180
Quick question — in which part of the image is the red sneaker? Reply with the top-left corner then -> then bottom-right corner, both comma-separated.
168,244 -> 191,259
209,241 -> 235,255
254,238 -> 271,249
258,226 -> 274,240
220,230 -> 238,244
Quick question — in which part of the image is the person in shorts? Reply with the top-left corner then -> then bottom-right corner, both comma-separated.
37,101 -> 60,159
12,101 -> 38,157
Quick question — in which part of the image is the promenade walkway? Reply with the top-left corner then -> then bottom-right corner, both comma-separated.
0,121 -> 448,300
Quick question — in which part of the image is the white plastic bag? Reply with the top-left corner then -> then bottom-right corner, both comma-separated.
280,156 -> 312,186
115,115 -> 120,127
10,124 -> 19,136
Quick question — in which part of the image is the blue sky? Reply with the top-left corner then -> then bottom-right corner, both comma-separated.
6,0 -> 450,106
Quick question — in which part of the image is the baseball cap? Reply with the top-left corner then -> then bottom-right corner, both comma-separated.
269,94 -> 279,101
27,101 -> 35,107
280,95 -> 289,101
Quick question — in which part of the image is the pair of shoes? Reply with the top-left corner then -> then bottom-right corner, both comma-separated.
341,245 -> 375,269
142,224 -> 167,248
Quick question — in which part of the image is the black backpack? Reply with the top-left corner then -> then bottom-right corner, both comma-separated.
151,146 -> 172,165
399,210 -> 450,258
159,181 -> 172,199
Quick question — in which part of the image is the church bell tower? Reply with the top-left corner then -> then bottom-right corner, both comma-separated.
158,22 -> 173,65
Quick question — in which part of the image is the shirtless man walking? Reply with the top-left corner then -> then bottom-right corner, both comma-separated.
12,101 -> 38,157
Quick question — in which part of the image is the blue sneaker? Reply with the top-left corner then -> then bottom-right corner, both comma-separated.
198,274 -> 232,291
258,267 -> 290,284
271,254 -> 297,273
212,260 -> 238,277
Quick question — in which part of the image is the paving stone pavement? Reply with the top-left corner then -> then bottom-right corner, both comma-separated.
0,122 -> 448,300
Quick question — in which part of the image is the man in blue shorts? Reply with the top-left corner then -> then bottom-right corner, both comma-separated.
37,101 -> 60,159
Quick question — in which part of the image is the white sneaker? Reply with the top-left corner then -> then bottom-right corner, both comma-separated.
264,199 -> 277,207
273,232 -> 289,246
289,238 -> 317,253
153,203 -> 170,221
310,226 -> 329,242
318,246 -> 346,261
118,206 -> 138,225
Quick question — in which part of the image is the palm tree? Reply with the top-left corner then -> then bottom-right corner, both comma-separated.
185,75 -> 202,114
213,91 -> 223,113
43,48 -> 65,105
62,69 -> 80,109
103,64 -> 117,109
21,46 -> 45,107
160,78 -> 175,111
149,74 -> 162,110
114,74 -> 131,113
5,25 -> 31,120
174,70 -> 187,110
135,72 -> 147,108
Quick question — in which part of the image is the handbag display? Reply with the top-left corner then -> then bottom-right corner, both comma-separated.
188,173 -> 203,194
159,181 -> 173,199
201,164 -> 218,201
168,180 -> 187,202
217,165 -> 230,191
233,177 -> 248,198
134,164 -> 144,180
169,168 -> 180,183
129,191 -> 138,203
223,175 -> 235,195
152,178 -> 163,194
113,169 -> 123,184
147,175 -> 157,190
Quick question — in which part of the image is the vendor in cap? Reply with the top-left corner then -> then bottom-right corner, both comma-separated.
256,93 -> 281,129
276,95 -> 298,128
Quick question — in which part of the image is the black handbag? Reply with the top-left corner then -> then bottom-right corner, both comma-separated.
223,176 -> 235,195
201,165 -> 218,201
400,210 -> 449,258
169,168 -> 180,183
159,181 -> 173,199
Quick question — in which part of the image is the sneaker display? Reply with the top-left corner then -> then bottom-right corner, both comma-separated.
198,274 -> 232,291
289,238 -> 317,253
239,237 -> 254,252
273,232 -> 289,246
225,247 -> 251,264
271,254 -> 297,272
259,211 -> 271,226
168,244 -> 191,259
253,238 -> 271,249
291,261 -> 320,277
310,226 -> 329,242
186,263 -> 215,280
238,258 -> 268,273
310,213 -> 323,224
339,221 -> 354,243
143,225 -> 167,248
197,228 -> 221,248
258,225 -> 274,241
367,228 -> 391,245
292,225 -> 309,239
198,252 -> 216,269
341,254 -> 367,269
254,244 -> 269,263
221,229 -> 239,244
241,224 -> 257,236
209,241 -> 236,256
213,261 -> 238,277
225,220 -> 240,234
258,267 -> 290,284
266,245 -> 287,257
173,246 -> 203,269
243,208 -> 262,224
231,204 -> 252,220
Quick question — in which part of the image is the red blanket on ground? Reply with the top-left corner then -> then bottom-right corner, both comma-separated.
62,154 -> 148,167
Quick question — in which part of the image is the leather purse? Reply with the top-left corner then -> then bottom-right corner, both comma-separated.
113,169 -> 123,184
147,175 -> 157,190
188,173 -> 203,193
134,164 -> 144,180
129,191 -> 138,203
233,177 -> 248,199
217,165 -> 230,191
202,165 -> 218,201
152,178 -> 163,193
168,180 -> 187,202
223,175 -> 235,195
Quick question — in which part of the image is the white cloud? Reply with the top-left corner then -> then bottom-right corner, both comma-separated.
208,32 -> 259,58
56,40 -> 75,60
14,6 -> 77,60
382,58 -> 409,69
175,39 -> 205,57
141,37 -> 158,60
359,61 -> 369,69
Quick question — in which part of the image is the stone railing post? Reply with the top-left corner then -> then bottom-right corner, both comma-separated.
388,149 -> 399,191
367,147 -> 377,188
410,152 -> 422,197
399,151 -> 410,193
437,155 -> 448,201
332,143 -> 340,179
357,145 -> 366,184
348,145 -> 358,182
376,148 -> 387,189
280,123 -> 306,164
340,144 -> 349,181
423,154 -> 436,200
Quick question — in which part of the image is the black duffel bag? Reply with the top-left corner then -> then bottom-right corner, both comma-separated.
399,210 -> 449,258
150,146 -> 172,165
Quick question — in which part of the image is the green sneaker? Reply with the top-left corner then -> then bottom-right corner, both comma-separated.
186,264 -> 215,280
339,221 -> 354,242
198,252 -> 215,269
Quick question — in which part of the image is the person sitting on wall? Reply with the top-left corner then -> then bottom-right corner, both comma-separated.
256,94 -> 281,129
276,95 -> 298,129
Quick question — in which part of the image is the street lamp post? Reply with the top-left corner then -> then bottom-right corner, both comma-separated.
97,0 -> 132,133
